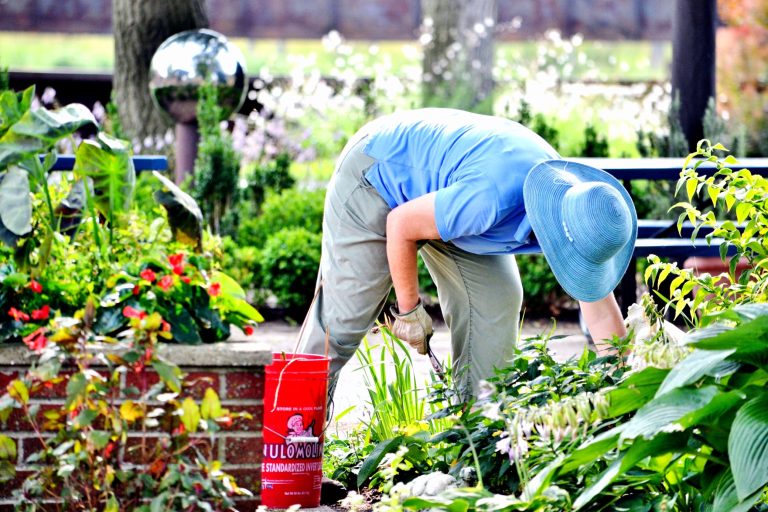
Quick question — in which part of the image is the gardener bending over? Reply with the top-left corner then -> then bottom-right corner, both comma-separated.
298,108 -> 637,402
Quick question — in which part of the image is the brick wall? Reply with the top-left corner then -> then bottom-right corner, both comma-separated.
0,342 -> 271,511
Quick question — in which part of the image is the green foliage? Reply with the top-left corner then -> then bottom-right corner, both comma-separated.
517,255 -> 572,316
514,100 -> 560,152
0,85 -> 260,344
579,124 -> 609,157
0,300 -> 253,509
237,187 -> 324,248
429,336 -> 627,497
357,327 -> 450,445
192,85 -> 240,236
645,140 -> 768,324
244,152 -> 295,214
259,227 -> 321,314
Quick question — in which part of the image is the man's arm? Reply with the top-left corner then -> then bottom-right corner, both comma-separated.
386,192 -> 441,312
579,294 -> 626,355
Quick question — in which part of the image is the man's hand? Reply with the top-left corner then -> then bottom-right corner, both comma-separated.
388,300 -> 434,354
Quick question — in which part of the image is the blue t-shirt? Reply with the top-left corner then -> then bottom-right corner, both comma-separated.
362,108 -> 559,255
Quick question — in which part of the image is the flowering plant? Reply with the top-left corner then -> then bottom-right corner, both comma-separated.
0,297 -> 253,509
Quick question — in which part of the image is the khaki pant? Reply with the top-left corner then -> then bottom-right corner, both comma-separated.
298,129 -> 523,401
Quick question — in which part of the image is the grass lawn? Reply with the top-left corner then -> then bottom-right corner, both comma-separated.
0,32 -> 670,83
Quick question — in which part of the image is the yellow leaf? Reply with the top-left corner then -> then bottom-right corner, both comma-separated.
119,400 -> 144,423
180,398 -> 200,434
686,178 -> 698,201
669,275 -> 686,296
707,185 -> 720,206
736,203 -> 751,224
200,388 -> 222,420
725,193 -> 736,211
8,380 -> 28,405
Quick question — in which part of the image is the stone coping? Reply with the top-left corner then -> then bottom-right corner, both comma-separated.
0,339 -> 273,367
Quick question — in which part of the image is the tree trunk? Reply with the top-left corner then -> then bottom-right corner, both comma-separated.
421,0 -> 497,113
671,0 -> 717,151
112,0 -> 208,144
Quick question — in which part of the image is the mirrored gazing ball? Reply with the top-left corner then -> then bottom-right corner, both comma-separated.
149,28 -> 247,124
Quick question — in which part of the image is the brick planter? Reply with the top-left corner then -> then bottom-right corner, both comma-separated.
0,340 -> 271,510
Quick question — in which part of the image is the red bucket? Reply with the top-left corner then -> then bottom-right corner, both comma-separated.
261,353 -> 330,509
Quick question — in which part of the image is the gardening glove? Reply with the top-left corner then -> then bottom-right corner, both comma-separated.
388,300 -> 433,355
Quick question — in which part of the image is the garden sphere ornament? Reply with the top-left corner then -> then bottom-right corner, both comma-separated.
148,28 -> 247,182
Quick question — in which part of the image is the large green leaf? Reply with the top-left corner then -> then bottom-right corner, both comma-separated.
691,315 -> 768,363
729,392 -> 768,500
656,348 -> 736,397
73,133 -> 135,221
711,468 -> 764,512
0,87 -> 34,137
211,270 -> 264,323
620,386 -> 720,441
152,171 -> 203,251
0,103 -> 96,169
573,432 -> 688,510
357,435 -> 406,487
604,367 -> 669,418
0,166 -> 31,237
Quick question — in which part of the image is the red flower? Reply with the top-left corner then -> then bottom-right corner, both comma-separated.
8,308 -> 29,322
169,254 -> 185,276
122,306 -> 146,319
103,441 -> 116,458
161,320 -> 171,332
23,328 -> 48,351
132,285 -> 140,296
28,280 -> 42,293
244,325 -> 254,336
207,282 -> 221,297
140,268 -> 156,283
180,276 -> 191,284
158,275 -> 174,291
30,305 -> 50,321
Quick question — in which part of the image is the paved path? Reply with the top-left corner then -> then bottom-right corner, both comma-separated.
253,319 -> 588,432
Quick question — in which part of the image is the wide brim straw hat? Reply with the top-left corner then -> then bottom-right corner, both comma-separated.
523,159 -> 637,302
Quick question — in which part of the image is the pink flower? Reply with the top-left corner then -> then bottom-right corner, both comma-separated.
8,308 -> 29,322
23,328 -> 48,351
158,275 -> 174,291
122,306 -> 146,319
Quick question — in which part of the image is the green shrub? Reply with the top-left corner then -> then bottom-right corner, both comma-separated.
580,123 -> 609,157
517,255 -> 573,316
260,227 -> 322,315
220,236 -> 264,303
192,85 -> 240,236
238,188 -> 325,248
245,152 -> 295,211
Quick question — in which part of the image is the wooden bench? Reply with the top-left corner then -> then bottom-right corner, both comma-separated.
572,157 -> 768,313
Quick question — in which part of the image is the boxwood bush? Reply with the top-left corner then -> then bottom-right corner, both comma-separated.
237,188 -> 325,248
260,227 -> 322,316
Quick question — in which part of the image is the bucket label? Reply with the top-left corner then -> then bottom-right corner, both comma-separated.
261,354 -> 329,508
